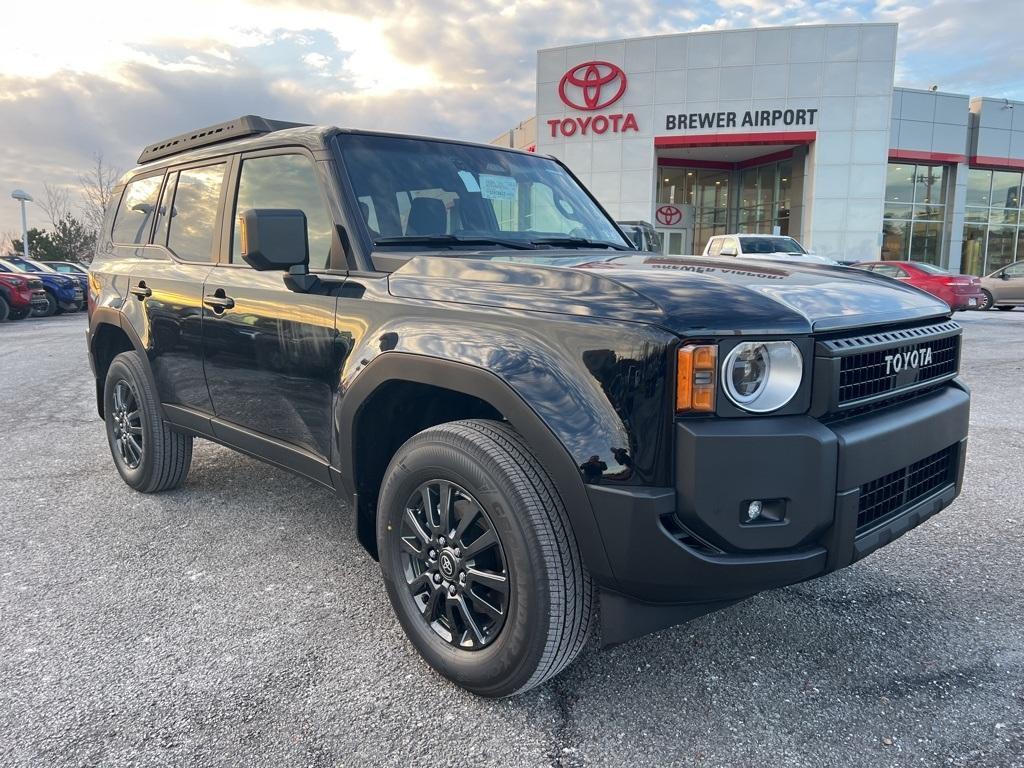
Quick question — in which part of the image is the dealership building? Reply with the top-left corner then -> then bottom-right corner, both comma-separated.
492,22 -> 1024,274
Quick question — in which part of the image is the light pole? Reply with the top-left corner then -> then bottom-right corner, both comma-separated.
11,189 -> 33,258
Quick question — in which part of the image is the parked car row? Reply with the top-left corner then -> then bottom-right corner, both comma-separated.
0,256 -> 87,321
853,260 -> 1022,312
685,231 -> 1018,313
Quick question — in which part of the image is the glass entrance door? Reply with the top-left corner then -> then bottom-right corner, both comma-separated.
660,229 -> 692,255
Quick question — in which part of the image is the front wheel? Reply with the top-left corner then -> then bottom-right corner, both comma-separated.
377,419 -> 594,697
0,295 -> 8,322
40,290 -> 58,317
104,351 -> 193,492
996,305 -> 1016,311
978,290 -> 994,311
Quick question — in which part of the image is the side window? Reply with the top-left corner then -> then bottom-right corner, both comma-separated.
111,175 -> 163,245
875,264 -> 899,277
231,154 -> 335,268
707,238 -> 724,256
167,164 -> 226,263
725,237 -> 739,254
1005,264 -> 1024,278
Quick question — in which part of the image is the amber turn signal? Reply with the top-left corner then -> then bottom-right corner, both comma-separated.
676,344 -> 717,412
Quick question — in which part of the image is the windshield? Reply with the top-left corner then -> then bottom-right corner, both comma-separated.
739,236 -> 806,254
336,134 -> 629,252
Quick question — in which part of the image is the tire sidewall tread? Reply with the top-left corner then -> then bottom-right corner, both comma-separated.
104,351 -> 192,493
377,418 -> 593,697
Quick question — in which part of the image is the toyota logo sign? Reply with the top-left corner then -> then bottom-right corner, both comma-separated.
656,205 -> 684,226
558,61 -> 628,111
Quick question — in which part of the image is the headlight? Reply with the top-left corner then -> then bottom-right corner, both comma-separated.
722,341 -> 803,413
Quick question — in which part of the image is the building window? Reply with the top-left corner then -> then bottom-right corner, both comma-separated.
737,159 -> 792,238
881,163 -> 947,265
961,168 -> 1024,275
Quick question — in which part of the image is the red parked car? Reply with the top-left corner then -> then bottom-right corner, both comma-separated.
854,261 -> 985,311
0,272 -> 48,321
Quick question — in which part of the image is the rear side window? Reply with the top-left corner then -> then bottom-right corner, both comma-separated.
167,164 -> 226,262
111,175 -> 163,245
230,154 -> 334,268
707,238 -> 724,256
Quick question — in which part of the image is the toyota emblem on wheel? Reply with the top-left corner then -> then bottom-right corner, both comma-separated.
656,205 -> 683,226
558,61 -> 628,111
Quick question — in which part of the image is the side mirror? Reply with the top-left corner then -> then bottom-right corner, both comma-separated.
721,245 -> 738,257
1000,271 -> 1010,280
238,209 -> 309,272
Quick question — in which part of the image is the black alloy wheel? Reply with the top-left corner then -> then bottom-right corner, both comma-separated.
399,480 -> 510,650
103,351 -> 192,492
110,379 -> 144,469
377,419 -> 594,697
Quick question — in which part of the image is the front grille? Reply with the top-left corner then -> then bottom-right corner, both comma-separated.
838,333 -> 959,404
818,320 -> 961,410
857,445 -> 957,531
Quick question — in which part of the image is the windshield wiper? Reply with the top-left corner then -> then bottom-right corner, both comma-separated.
529,236 -> 630,251
373,235 -> 536,250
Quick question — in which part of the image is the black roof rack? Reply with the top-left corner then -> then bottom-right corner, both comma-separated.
137,115 -> 310,164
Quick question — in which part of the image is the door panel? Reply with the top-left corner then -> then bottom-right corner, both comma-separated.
113,169 -> 217,413
201,269 -> 343,461
123,259 -> 214,412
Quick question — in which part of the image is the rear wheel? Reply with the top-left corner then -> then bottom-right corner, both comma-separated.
978,290 -> 994,311
377,419 -> 593,697
104,351 -> 192,492
996,305 -> 1016,311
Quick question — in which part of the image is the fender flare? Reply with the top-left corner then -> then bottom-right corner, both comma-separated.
89,307 -> 160,418
335,352 -> 616,584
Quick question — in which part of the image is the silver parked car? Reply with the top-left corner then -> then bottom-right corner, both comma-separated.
977,261 -> 1024,311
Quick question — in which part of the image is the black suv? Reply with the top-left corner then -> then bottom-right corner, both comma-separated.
87,116 -> 970,697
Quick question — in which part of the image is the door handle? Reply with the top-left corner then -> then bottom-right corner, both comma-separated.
129,282 -> 151,299
203,293 -> 235,312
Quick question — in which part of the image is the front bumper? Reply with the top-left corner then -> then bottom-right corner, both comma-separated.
589,381 -> 969,644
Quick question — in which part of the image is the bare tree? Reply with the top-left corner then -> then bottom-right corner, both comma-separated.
37,183 -> 71,230
79,152 -> 121,237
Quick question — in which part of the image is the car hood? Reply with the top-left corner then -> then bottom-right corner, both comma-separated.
388,251 -> 950,336
742,252 -> 837,265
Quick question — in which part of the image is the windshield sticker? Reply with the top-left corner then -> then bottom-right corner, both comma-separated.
457,170 -> 480,192
480,174 -> 517,201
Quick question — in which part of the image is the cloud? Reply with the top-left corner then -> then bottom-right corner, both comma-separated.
0,0 -> 1021,235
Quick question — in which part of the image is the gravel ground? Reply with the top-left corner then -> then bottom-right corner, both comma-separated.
1,310 -> 1022,768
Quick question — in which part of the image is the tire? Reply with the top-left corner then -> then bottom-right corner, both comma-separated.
40,289 -> 58,317
377,419 -> 594,698
103,351 -> 192,492
0,295 -> 8,322
9,308 -> 28,321
996,305 -> 1015,311
978,290 -> 994,311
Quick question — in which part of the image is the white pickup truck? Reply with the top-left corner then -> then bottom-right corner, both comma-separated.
704,234 -> 838,265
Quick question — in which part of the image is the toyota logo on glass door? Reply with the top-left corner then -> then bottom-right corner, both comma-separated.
558,61 -> 627,110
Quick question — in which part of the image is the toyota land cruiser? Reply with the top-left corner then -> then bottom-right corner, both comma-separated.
87,116 -> 970,697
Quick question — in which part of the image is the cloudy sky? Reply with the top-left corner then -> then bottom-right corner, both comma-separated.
1,0 -> 1020,236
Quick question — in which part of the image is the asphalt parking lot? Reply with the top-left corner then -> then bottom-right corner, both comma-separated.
1,310 -> 1023,768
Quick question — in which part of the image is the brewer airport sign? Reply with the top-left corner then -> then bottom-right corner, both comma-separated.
549,60 -> 820,139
